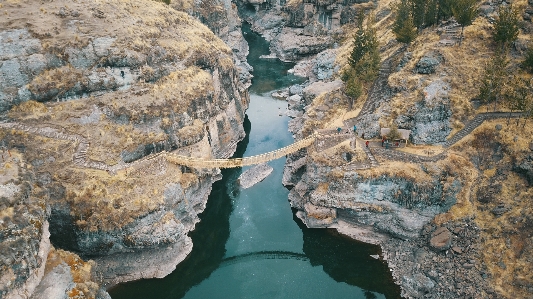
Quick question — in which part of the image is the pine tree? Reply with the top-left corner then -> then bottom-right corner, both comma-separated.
349,11 -> 368,68
504,76 -> 526,124
505,77 -> 533,126
348,11 -> 380,80
411,0 -> 427,29
393,0 -> 417,44
493,5 -> 520,51
437,0 -> 453,22
451,0 -> 479,45
425,0 -> 439,27
345,74 -> 363,100
344,12 -> 380,103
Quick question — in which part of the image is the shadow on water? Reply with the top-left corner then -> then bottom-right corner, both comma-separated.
111,23 -> 402,299
293,211 -> 402,299
108,116 -> 251,299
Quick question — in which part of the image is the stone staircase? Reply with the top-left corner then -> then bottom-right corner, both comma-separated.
443,112 -> 523,148
357,138 -> 379,167
438,21 -> 461,46
344,45 -> 407,129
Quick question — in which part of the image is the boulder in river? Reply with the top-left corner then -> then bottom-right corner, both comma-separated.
238,163 -> 274,189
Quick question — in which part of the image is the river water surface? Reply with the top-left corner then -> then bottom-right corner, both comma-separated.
109,24 -> 401,299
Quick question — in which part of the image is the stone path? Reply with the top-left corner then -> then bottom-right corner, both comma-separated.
0,110 -> 524,173
372,147 -> 446,163
438,21 -> 461,47
358,138 -> 380,167
0,122 -> 350,172
443,112 -> 523,148
344,45 -> 407,130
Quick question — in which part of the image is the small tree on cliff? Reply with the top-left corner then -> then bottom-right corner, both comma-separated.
393,0 -> 417,44
493,5 -> 520,51
344,11 -> 380,105
451,0 -> 479,45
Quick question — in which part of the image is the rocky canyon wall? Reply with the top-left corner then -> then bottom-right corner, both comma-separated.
0,0 -> 249,297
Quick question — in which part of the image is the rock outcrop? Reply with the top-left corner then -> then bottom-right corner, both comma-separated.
238,163 -> 274,188
1,0 -> 249,297
236,0 -> 372,63
395,80 -> 452,144
0,150 -> 50,299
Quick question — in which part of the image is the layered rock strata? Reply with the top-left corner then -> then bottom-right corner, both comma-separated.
236,0 -> 374,62
1,0 -> 249,297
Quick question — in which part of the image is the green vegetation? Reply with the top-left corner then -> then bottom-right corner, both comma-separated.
451,0 -> 478,45
343,12 -> 380,103
437,0 -> 454,21
392,0 -> 417,43
343,70 -> 363,100
493,5 -> 520,50
387,125 -> 402,140
503,76 -> 533,127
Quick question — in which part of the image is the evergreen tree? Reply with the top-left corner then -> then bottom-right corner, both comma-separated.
348,11 -> 380,80
451,0 -> 479,45
349,11 -> 369,68
425,0 -> 439,27
437,0 -> 454,22
411,0 -> 427,29
503,76 -> 529,125
356,14 -> 380,82
393,0 -> 417,44
493,5 -> 520,51
345,74 -> 363,100
478,51 -> 508,111
344,12 -> 380,104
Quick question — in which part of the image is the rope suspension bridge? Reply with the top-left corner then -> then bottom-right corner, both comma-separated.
0,122 -> 354,172
165,132 -> 320,168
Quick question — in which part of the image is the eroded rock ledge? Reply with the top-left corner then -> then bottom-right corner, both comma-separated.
1,0 -> 250,297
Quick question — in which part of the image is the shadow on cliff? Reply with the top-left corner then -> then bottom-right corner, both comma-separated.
108,115 -> 251,299
292,211 -> 402,299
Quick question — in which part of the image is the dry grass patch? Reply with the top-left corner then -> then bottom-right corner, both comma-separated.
357,160 -> 433,183
433,153 -> 478,224
475,172 -> 533,299
309,140 -> 366,167
397,144 -> 444,156
45,248 -> 100,299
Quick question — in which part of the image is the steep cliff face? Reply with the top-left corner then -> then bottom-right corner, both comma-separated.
1,0 -> 249,296
170,0 -> 253,89
0,150 -> 50,299
235,0 -> 373,62
287,148 -> 469,239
